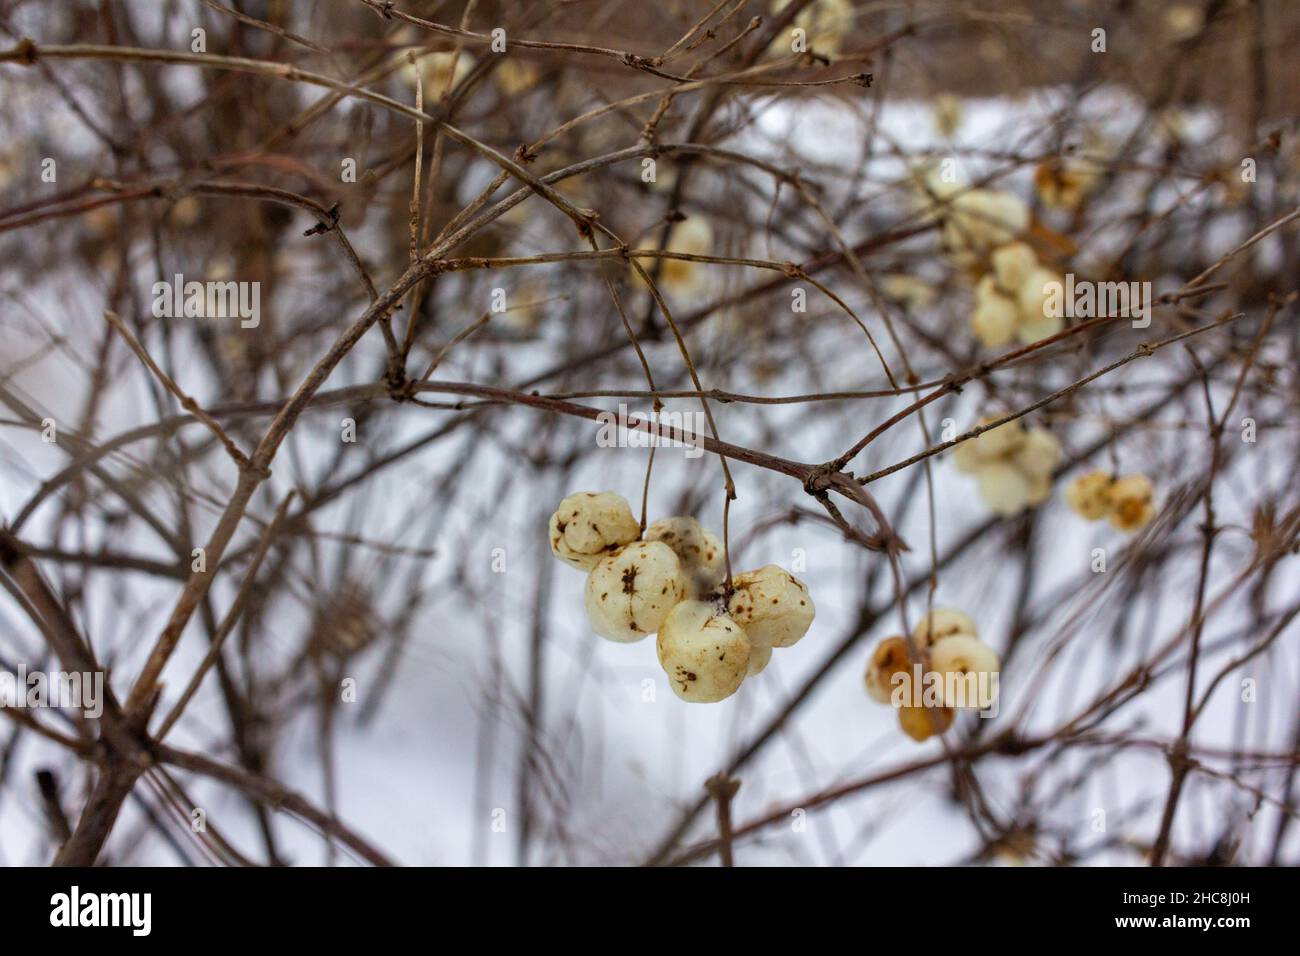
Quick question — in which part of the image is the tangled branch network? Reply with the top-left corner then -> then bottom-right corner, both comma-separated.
0,0 -> 1297,868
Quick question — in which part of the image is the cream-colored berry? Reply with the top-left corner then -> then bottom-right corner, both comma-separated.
933,94 -> 962,138
1026,472 -> 1052,506
583,541 -> 686,643
495,58 -> 539,96
951,436 -> 987,474
1012,428 -> 1062,479
991,242 -> 1037,294
548,491 -> 640,571
1016,266 -> 1065,343
977,460 -> 1032,515
1108,474 -> 1155,533
973,418 -> 1026,459
1016,310 -> 1065,344
972,278 -> 1020,348
912,608 -> 978,649
726,565 -> 815,648
944,189 -> 1029,253
656,601 -> 751,703
746,645 -> 772,678
645,516 -> 726,598
772,0 -> 855,54
1065,470 -> 1114,520
403,50 -> 474,92
655,217 -> 713,298
898,705 -> 954,742
865,636 -> 913,704
929,635 -> 1000,708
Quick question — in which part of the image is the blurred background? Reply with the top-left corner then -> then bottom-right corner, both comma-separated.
0,0 -> 1298,865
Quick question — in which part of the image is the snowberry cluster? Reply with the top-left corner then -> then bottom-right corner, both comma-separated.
952,418 -> 1062,516
971,241 -> 1065,348
863,608 -> 1000,742
548,492 -> 815,703
914,176 -> 1063,349
771,0 -> 854,53
1065,470 -> 1157,533
941,193 -> 1026,263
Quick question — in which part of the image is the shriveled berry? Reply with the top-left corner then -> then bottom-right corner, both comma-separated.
865,635 -> 913,704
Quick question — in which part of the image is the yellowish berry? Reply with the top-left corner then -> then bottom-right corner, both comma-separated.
865,635 -> 913,704
1026,471 -> 1052,506
1065,470 -> 1114,521
773,0 -> 855,54
933,94 -> 963,138
879,274 -> 937,310
898,705 -> 955,742
495,57 -> 539,95
1108,474 -> 1156,533
403,50 -> 474,92
648,217 -> 712,298
1034,160 -> 1099,210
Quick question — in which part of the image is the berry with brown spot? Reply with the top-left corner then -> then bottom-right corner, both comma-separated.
583,541 -> 686,643
656,600 -> 751,703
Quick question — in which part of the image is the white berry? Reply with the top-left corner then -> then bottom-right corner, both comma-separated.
944,189 -> 1029,253
583,541 -> 686,643
1015,266 -> 1065,343
929,635 -> 1000,708
1012,427 -> 1062,479
972,277 -> 1019,348
656,601 -> 751,703
973,418 -> 1026,459
645,516 -> 726,598
912,607 -> 977,649
991,242 -> 1037,294
726,565 -> 815,648
977,460 -> 1032,515
549,491 -> 640,571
